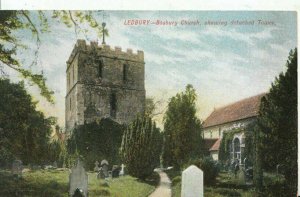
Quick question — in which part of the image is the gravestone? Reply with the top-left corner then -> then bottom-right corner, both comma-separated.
119,164 -> 125,176
12,160 -> 23,177
53,161 -> 58,168
97,168 -> 105,179
112,165 -> 120,178
69,159 -> 88,197
101,160 -> 109,177
181,165 -> 203,197
94,161 -> 100,172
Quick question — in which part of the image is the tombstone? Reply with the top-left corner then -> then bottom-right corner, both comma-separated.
119,164 -> 125,176
245,167 -> 253,180
276,164 -> 283,175
181,165 -> 203,197
100,160 -> 109,177
94,161 -> 100,172
97,168 -> 105,179
12,160 -> 23,177
244,157 -> 247,169
69,159 -> 88,197
32,165 -> 41,170
112,165 -> 120,178
53,161 -> 58,168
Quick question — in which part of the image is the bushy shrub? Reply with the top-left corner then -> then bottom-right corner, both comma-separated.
263,175 -> 287,197
67,119 -> 124,170
191,157 -> 219,185
120,116 -> 162,180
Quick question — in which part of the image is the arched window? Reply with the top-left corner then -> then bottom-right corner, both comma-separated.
98,60 -> 103,78
233,138 -> 241,162
123,64 -> 128,81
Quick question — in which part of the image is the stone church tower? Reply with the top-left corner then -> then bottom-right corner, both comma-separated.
65,39 -> 145,131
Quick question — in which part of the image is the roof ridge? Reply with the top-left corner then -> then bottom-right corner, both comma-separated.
213,92 -> 266,112
203,92 -> 266,128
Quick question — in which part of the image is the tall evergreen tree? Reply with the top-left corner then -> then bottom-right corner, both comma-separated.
255,48 -> 297,195
120,116 -> 162,179
162,84 -> 203,168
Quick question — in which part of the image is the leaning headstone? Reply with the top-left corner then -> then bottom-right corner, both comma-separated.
69,159 -> 88,197
12,160 -> 23,177
94,161 -> 100,172
181,165 -> 203,197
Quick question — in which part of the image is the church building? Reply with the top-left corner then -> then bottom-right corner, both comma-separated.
202,93 -> 265,164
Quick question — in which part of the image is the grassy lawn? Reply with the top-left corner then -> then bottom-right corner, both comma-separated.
166,169 -> 257,197
0,169 -> 157,197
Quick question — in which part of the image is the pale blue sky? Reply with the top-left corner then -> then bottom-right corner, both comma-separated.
7,11 -> 297,128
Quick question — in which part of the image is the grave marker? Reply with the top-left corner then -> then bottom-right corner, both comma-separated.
12,160 -> 23,177
181,165 -> 203,197
69,159 -> 88,197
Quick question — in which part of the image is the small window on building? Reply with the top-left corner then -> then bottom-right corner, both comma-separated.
68,72 -> 70,88
98,61 -> 103,78
123,64 -> 128,81
110,93 -> 117,118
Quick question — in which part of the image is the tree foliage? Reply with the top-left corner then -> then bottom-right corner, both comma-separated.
162,84 -> 203,168
0,78 -> 55,166
255,48 -> 297,195
0,11 -> 107,103
120,116 -> 162,179
67,119 -> 124,170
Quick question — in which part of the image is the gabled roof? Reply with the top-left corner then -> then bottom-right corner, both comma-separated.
203,93 -> 265,128
209,138 -> 221,151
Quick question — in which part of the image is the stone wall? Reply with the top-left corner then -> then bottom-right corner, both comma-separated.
65,40 -> 145,131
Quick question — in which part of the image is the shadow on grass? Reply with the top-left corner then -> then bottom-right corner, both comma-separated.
0,170 -> 69,197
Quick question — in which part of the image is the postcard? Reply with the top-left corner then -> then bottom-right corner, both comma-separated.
0,10 -> 297,197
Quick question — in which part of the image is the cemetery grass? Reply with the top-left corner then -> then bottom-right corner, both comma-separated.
0,169 -> 157,196
166,169 -> 257,197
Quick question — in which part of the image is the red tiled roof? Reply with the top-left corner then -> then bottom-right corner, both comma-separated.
203,93 -> 265,128
209,138 -> 221,151
203,139 -> 218,150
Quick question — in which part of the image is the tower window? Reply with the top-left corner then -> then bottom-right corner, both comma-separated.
70,97 -> 72,110
98,61 -> 103,78
123,64 -> 128,81
110,93 -> 117,118
72,65 -> 75,83
68,72 -> 70,88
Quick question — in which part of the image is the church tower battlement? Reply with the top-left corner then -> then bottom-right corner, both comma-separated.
65,39 -> 145,131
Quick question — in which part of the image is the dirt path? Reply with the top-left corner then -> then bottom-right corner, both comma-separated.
148,169 -> 172,197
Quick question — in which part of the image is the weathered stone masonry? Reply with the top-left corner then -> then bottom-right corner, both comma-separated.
65,40 -> 145,131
